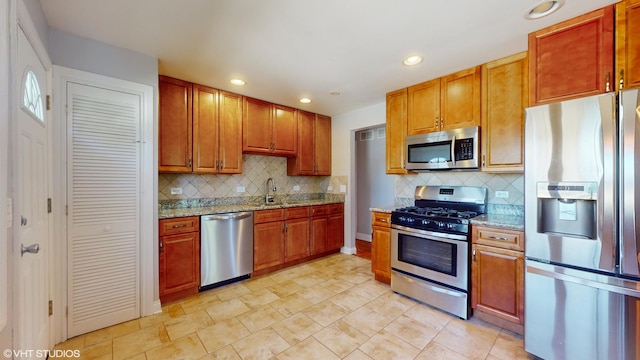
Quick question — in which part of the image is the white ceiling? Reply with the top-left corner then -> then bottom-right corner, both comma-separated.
39,0 -> 618,117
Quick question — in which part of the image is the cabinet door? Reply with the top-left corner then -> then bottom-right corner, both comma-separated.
243,97 -> 273,154
285,218 -> 310,262
407,79 -> 440,134
273,105 -> 298,156
481,52 -> 528,172
371,225 -> 391,284
327,213 -> 344,250
159,76 -> 192,172
616,0 -> 640,90
192,84 -> 219,174
472,244 -> 524,324
386,88 -> 409,174
314,114 -> 332,175
310,216 -> 327,255
159,232 -> 200,297
218,91 -> 243,174
529,6 -> 614,105
441,66 -> 481,130
254,222 -> 285,271
288,110 -> 315,175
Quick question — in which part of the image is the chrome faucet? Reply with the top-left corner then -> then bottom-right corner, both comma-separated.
265,177 -> 276,203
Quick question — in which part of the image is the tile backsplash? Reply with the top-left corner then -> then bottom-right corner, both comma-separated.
159,154 -> 346,201
395,172 -> 524,215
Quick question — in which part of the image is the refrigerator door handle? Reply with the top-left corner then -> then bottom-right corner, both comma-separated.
527,263 -> 640,299
619,88 -> 640,277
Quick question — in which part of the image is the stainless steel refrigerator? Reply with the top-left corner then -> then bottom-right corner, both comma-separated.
524,89 -> 640,360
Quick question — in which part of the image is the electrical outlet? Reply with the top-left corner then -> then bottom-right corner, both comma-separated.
170,187 -> 182,195
495,191 -> 509,198
340,185 -> 347,193
236,186 -> 246,193
327,185 -> 333,191
293,185 -> 300,191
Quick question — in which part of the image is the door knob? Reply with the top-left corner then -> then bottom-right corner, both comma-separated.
20,216 -> 27,226
21,243 -> 40,257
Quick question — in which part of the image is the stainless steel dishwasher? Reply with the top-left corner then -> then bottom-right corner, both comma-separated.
200,212 -> 253,290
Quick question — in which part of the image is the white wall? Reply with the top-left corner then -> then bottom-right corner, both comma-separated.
332,101 -> 387,253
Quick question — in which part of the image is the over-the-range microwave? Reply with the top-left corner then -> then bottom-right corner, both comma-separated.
405,126 -> 480,171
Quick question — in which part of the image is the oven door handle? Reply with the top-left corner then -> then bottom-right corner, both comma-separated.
450,136 -> 456,166
394,271 -> 467,298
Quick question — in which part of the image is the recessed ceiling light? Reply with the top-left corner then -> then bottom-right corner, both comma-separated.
403,56 -> 423,66
230,79 -> 245,86
525,0 -> 564,19
299,98 -> 312,104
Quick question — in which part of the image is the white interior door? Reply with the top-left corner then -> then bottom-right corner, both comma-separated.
17,25 -> 50,351
66,82 -> 142,337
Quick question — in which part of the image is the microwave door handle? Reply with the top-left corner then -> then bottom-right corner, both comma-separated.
450,136 -> 456,165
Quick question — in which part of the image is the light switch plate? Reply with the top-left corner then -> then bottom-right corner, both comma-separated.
339,185 -> 347,193
170,187 -> 182,195
293,185 -> 300,191
327,186 -> 333,191
236,186 -> 246,193
495,191 -> 509,198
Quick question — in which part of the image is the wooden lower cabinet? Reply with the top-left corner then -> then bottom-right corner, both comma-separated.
471,225 -> 525,331
254,221 -> 285,271
253,204 -> 342,276
159,216 -> 200,303
371,211 -> 391,284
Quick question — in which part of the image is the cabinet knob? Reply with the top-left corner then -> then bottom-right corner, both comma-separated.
605,72 -> 611,92
472,248 -> 476,261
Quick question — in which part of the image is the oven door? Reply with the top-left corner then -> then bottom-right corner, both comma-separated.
391,225 -> 469,291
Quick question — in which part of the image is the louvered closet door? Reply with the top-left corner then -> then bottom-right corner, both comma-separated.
67,82 -> 141,337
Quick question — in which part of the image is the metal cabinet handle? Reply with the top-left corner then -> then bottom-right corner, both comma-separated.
620,69 -> 624,90
606,72 -> 611,92
435,117 -> 439,128
188,157 -> 192,168
482,155 -> 486,167
472,248 -> 476,261
488,235 -> 509,241
21,243 -> 40,257
172,224 -> 188,229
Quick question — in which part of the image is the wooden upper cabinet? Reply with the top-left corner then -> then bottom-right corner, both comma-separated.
481,52 -> 528,172
441,66 -> 481,130
406,66 -> 481,134
273,105 -> 297,155
616,0 -> 640,91
243,97 -> 273,153
314,114 -> 331,175
192,84 -> 219,173
218,91 -> 243,173
408,79 -> 440,134
528,6 -> 614,106
386,88 -> 409,174
287,111 -> 331,176
243,97 -> 298,156
159,76 -> 242,174
159,76 -> 192,172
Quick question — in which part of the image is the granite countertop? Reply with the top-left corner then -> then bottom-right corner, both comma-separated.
470,214 -> 524,230
159,199 -> 344,219
369,206 -> 397,213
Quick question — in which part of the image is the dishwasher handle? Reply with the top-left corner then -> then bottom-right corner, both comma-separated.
202,212 -> 253,221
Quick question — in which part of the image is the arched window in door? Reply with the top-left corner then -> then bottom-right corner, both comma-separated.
22,70 -> 44,122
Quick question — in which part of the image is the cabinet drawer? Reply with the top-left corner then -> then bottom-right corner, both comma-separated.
473,226 -> 524,251
310,205 -> 327,217
327,203 -> 344,214
285,206 -> 310,220
254,209 -> 285,224
159,216 -> 200,236
371,212 -> 391,228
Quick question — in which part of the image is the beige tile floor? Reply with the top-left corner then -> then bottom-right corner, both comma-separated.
54,253 -> 532,360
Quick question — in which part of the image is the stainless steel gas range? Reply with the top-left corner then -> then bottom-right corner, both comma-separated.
390,185 -> 487,319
